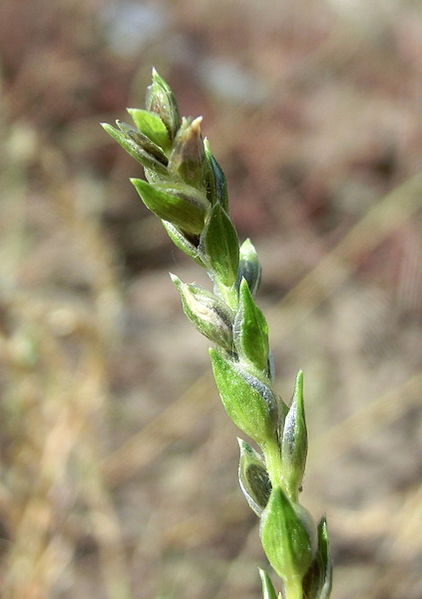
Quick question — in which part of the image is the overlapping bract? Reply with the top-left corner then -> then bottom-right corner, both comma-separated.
102,68 -> 332,599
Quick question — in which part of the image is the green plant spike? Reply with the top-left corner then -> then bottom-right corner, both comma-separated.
102,67 -> 333,599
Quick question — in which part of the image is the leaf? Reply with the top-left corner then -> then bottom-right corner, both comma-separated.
259,568 -> 278,599
209,348 -> 277,445
201,203 -> 239,287
281,371 -> 308,500
127,108 -> 171,151
260,486 -> 313,584
131,179 -> 207,235
238,439 -> 271,516
234,278 -> 269,372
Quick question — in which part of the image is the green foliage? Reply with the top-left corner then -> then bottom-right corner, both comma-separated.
102,67 -> 332,599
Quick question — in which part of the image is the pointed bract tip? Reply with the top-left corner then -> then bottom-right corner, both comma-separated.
295,370 -> 304,392
169,272 -> 182,286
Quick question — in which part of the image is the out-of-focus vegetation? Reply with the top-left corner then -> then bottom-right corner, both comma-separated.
0,1 -> 421,598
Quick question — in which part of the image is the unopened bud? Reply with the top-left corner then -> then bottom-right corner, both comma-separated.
146,68 -> 181,139
171,275 -> 234,351
168,116 -> 206,188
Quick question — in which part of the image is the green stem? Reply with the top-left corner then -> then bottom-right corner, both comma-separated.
284,576 -> 303,599
263,438 -> 283,488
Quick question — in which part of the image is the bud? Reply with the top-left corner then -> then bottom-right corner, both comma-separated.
234,278 -> 269,373
303,517 -> 332,599
260,486 -> 314,586
238,438 -> 271,517
131,179 -> 208,235
101,123 -> 168,176
146,68 -> 181,139
259,568 -> 278,599
237,238 -> 262,296
161,221 -> 205,267
204,138 -> 228,210
209,348 -> 278,445
200,203 -> 239,288
171,275 -> 234,351
281,371 -> 307,501
127,108 -> 171,152
116,120 -> 168,165
168,116 -> 206,188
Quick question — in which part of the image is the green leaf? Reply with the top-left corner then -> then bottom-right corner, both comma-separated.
209,348 -> 277,445
101,123 -> 168,176
234,278 -> 269,373
201,203 -> 239,287
259,568 -> 278,599
204,138 -> 228,210
171,275 -> 234,351
131,179 -> 207,235
127,108 -> 171,151
146,67 -> 181,139
238,439 -> 271,516
281,371 -> 307,501
237,238 -> 262,296
260,486 -> 313,584
161,221 -> 205,267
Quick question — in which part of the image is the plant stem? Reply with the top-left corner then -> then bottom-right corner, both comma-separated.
263,438 -> 283,488
284,576 -> 303,599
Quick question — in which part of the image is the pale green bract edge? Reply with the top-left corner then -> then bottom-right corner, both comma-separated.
102,67 -> 333,599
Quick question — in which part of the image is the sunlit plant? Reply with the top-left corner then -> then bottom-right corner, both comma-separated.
102,68 -> 332,599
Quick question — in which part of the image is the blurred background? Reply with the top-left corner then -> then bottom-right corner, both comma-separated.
0,0 -> 421,598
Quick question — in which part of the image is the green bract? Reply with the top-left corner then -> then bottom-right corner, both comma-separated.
238,438 -> 272,516
210,348 -> 278,445
201,203 -> 239,288
260,487 -> 314,586
131,179 -> 208,235
102,67 -> 332,599
234,278 -> 269,373
281,371 -> 308,502
127,108 -> 171,152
